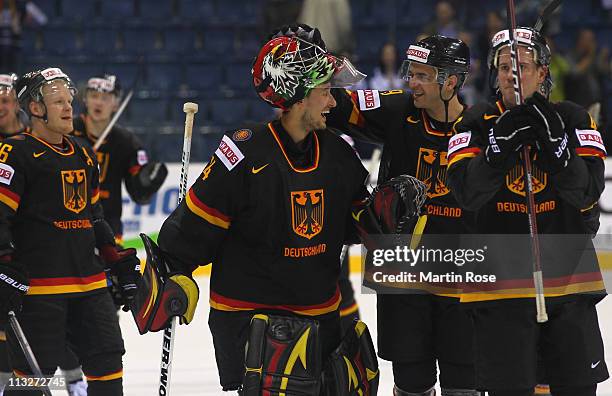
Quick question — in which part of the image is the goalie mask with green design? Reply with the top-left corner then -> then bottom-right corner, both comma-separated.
253,35 -> 365,109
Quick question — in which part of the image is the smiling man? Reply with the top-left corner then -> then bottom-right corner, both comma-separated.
325,35 -> 480,396
145,24 -> 383,394
0,68 -> 142,396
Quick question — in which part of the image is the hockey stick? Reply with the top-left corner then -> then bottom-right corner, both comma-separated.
534,0 -> 562,32
506,0 -> 548,323
157,102 -> 198,396
339,147 -> 382,264
7,311 -> 53,396
92,89 -> 134,151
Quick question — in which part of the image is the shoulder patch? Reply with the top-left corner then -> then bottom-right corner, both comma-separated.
0,163 -> 15,185
215,135 -> 244,171
232,129 -> 252,142
447,132 -> 472,156
357,90 -> 380,111
575,129 -> 606,153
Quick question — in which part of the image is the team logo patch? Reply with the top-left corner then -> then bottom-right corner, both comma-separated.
137,150 -> 149,166
215,135 -> 244,171
41,67 -> 68,81
201,156 -> 216,181
575,129 -> 606,153
357,90 -> 380,111
407,45 -> 430,63
61,169 -> 87,214
0,163 -> 14,185
506,163 -> 546,196
291,189 -> 324,239
491,28 -> 533,48
416,148 -> 449,198
232,129 -> 252,142
447,132 -> 471,156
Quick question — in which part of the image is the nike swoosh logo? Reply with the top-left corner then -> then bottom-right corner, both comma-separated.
33,151 -> 46,158
483,114 -> 498,120
251,164 -> 269,174
406,116 -> 421,124
591,361 -> 601,369
352,209 -> 365,222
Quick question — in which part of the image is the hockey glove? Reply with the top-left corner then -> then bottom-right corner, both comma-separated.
354,175 -> 428,248
0,261 -> 29,326
100,246 -> 142,311
485,105 -> 538,169
525,92 -> 571,174
130,162 -> 168,205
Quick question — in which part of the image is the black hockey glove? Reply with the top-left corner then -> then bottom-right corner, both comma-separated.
100,246 -> 142,311
130,162 -> 168,205
0,261 -> 29,326
524,92 -> 571,174
354,175 -> 428,244
485,105 -> 538,169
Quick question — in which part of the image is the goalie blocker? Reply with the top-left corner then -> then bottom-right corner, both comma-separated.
243,315 -> 379,395
129,234 -> 199,334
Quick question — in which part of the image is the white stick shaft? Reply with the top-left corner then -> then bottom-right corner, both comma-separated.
93,90 -> 134,151
158,103 -> 198,395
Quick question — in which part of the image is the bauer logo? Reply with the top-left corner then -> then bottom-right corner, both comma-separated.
215,135 -> 244,171
576,129 -> 606,153
407,45 -> 430,63
357,90 -> 380,111
447,132 -> 471,156
0,163 -> 14,185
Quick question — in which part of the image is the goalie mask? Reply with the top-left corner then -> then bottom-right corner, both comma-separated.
487,26 -> 552,97
252,24 -> 365,109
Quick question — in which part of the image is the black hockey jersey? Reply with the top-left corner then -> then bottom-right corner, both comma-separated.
72,115 -> 148,238
158,120 -> 368,316
0,133 -> 107,295
447,98 -> 606,302
327,88 -> 473,234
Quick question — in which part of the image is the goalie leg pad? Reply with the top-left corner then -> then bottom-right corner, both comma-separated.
242,314 -> 322,396
323,320 -> 379,395
130,234 -> 199,334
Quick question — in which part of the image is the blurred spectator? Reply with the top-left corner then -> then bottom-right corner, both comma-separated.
476,11 -> 504,96
564,29 -> 609,114
423,1 -> 462,39
261,0 -> 303,41
367,42 -> 404,90
0,0 -> 26,72
546,36 -> 570,103
457,30 -> 481,106
298,0 -> 354,56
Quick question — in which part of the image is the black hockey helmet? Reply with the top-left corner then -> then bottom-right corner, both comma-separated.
400,35 -> 470,89
252,24 -> 365,109
0,73 -> 18,95
487,26 -> 552,96
15,67 -> 77,118
86,74 -> 122,97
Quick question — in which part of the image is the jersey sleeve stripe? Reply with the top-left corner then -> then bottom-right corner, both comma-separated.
447,147 -> 481,167
348,91 -> 366,127
0,186 -> 20,211
576,147 -> 606,159
28,272 -> 107,295
91,187 -> 100,204
185,189 -> 231,229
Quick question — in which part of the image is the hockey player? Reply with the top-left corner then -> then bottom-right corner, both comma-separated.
72,74 -> 168,242
446,27 -> 608,395
326,35 -> 479,396
148,25 -> 385,394
0,72 -> 88,396
0,67 -> 141,396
